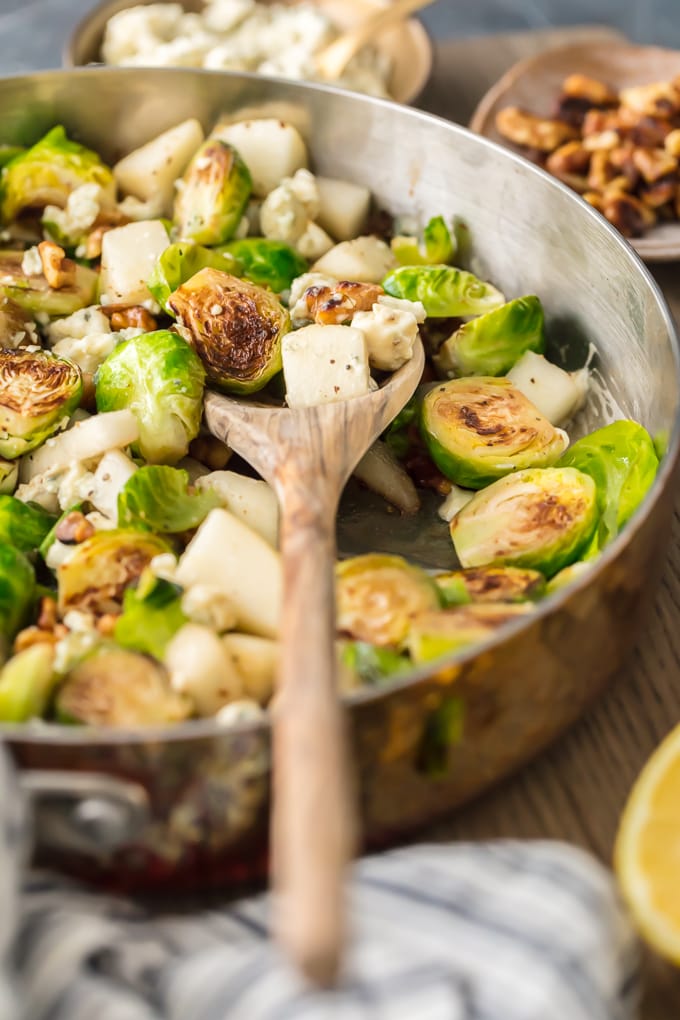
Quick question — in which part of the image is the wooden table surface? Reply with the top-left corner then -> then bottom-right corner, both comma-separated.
419,24 -> 680,1019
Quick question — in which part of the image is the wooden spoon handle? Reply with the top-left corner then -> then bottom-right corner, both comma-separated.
272,472 -> 356,987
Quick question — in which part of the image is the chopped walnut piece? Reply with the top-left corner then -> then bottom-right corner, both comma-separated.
495,106 -> 578,151
608,146 -> 641,189
582,129 -> 620,152
587,150 -> 619,192
620,80 -> 680,118
631,146 -> 678,182
96,614 -> 118,637
303,281 -> 384,325
582,191 -> 605,213
84,225 -> 112,259
639,176 -> 677,209
102,304 -> 158,332
664,129 -> 680,157
561,74 -> 618,107
581,109 -> 622,136
601,191 -> 657,237
55,511 -> 95,545
546,141 -> 590,191
14,623 -> 68,653
37,597 -> 58,632
37,241 -> 77,289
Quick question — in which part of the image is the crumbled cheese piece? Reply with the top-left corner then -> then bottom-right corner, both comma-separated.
43,183 -> 102,242
46,306 -> 111,344
150,552 -> 180,583
181,583 -> 238,633
216,699 -> 265,727
282,168 -> 319,220
62,609 -> 97,633
45,538 -> 77,571
85,511 -> 117,531
52,331 -> 118,376
53,630 -> 101,675
55,463 -> 98,511
351,302 -> 419,372
378,294 -> 427,323
295,221 -> 334,261
21,246 -> 43,277
260,183 -> 307,244
117,194 -> 166,221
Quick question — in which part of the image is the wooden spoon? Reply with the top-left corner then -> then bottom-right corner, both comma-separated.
204,339 -> 424,986
315,0 -> 435,83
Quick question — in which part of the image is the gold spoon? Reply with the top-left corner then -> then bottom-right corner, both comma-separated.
204,338 -> 424,986
315,0 -> 436,83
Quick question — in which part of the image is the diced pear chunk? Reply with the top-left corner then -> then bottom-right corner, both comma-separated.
316,176 -> 371,241
196,471 -> 279,548
508,351 -> 589,426
313,236 -> 396,284
212,118 -> 307,197
100,220 -> 170,305
114,119 -> 204,214
282,324 -> 371,408
222,633 -> 278,704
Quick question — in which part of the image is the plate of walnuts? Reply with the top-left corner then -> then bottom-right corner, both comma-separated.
470,42 -> 680,262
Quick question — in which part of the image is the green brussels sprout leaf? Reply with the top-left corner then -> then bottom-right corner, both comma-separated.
0,496 -> 56,553
0,459 -> 17,495
95,329 -> 205,464
0,643 -> 57,722
169,268 -> 287,395
391,215 -> 456,266
421,377 -> 568,488
382,265 -> 505,318
218,238 -> 308,294
435,296 -> 546,378
450,466 -> 599,577
173,139 -> 252,246
148,242 -> 242,314
117,465 -> 221,534
114,572 -> 187,662
0,348 -> 82,459
558,420 -> 659,552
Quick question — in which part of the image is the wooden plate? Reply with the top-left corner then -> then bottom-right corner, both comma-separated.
470,41 -> 680,263
65,0 -> 433,107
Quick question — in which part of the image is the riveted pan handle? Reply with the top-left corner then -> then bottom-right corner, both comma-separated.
20,770 -> 150,857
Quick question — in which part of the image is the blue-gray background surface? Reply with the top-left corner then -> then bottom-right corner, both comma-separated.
0,0 -> 678,75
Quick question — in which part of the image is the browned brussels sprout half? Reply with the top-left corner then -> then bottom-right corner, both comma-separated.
173,139 -> 252,246
408,603 -> 534,663
336,553 -> 441,647
0,349 -> 82,459
435,565 -> 546,606
169,267 -> 288,394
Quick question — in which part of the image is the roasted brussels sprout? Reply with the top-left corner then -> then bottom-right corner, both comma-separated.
391,215 -> 455,266
147,242 -> 242,314
114,572 -> 187,662
0,126 -> 115,224
0,460 -> 17,495
0,543 -> 35,660
218,238 -> 308,294
558,420 -> 659,550
421,378 -> 569,488
382,265 -> 505,318
117,466 -> 221,534
435,566 -> 546,606
0,496 -> 56,553
169,268 -> 288,395
450,466 -> 598,577
56,647 -> 191,727
0,643 -> 57,722
336,554 -> 441,647
408,604 -> 534,663
0,251 -> 98,317
0,349 -> 82,459
434,296 -> 546,378
173,139 -> 252,246
340,641 -> 412,685
57,529 -> 170,616
95,329 -> 205,464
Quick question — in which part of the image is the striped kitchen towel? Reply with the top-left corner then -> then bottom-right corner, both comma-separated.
11,839 -> 639,1020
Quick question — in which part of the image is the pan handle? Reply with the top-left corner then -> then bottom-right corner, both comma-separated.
19,770 -> 150,857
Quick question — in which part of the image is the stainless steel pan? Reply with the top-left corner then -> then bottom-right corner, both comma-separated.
1,68 -> 678,891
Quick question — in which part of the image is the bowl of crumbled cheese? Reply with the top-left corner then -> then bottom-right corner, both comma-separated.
65,0 -> 433,104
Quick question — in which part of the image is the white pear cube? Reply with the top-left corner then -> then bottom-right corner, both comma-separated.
176,508 -> 281,638
114,118 -> 204,213
282,324 -> 371,409
508,351 -> 589,426
312,236 -> 396,284
222,633 -> 279,704
165,623 -> 243,717
212,118 -> 307,197
196,471 -> 279,548
99,220 -> 170,305
316,176 -> 371,241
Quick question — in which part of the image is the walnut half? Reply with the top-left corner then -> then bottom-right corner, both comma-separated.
495,106 -> 578,152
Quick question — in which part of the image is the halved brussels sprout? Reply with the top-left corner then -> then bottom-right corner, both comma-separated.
0,460 -> 17,495
117,466 -> 221,534
421,378 -> 569,488
450,466 -> 598,577
435,566 -> 546,606
218,238 -> 308,294
114,572 -> 187,662
169,268 -> 288,395
408,604 -> 534,663
173,139 -> 252,246
57,529 -> 170,616
56,647 -> 191,727
558,420 -> 659,551
0,349 -> 82,459
95,330 -> 205,464
434,296 -> 546,378
0,643 -> 56,722
0,496 -> 56,553
147,242 -> 242,314
0,126 -> 115,224
340,641 -> 412,684
336,554 -> 441,647
391,215 -> 455,266
381,265 -> 505,318
0,251 -> 98,317
0,543 -> 35,660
